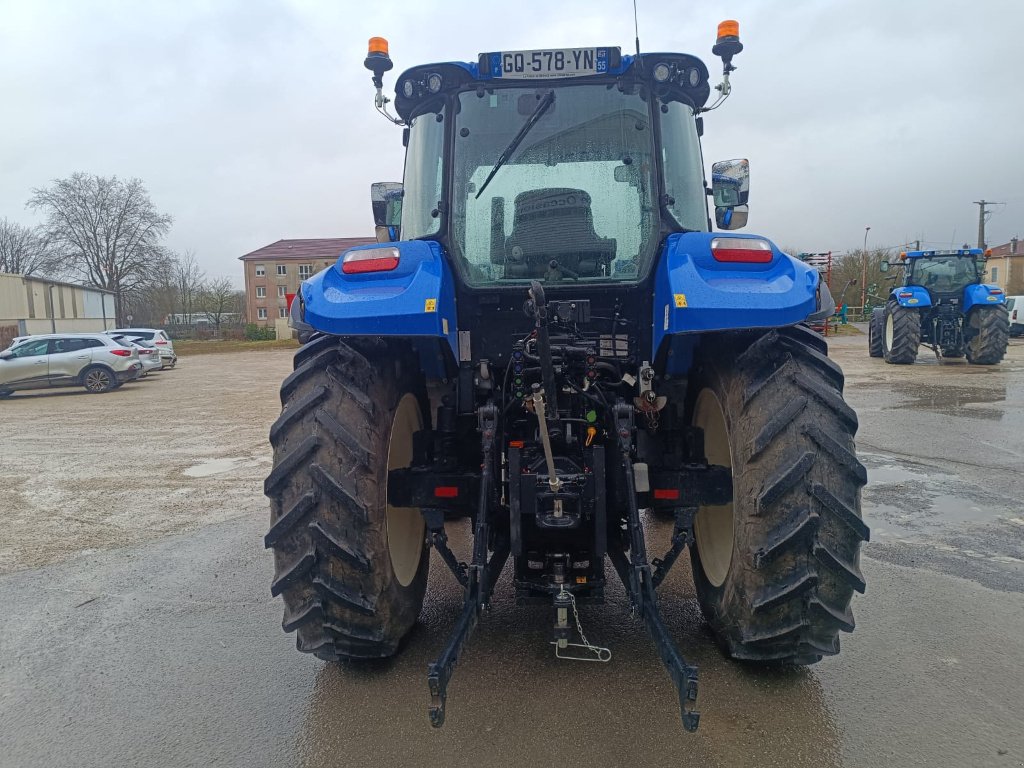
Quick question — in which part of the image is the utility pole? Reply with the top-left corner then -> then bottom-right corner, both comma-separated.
860,226 -> 870,311
974,200 -> 1004,249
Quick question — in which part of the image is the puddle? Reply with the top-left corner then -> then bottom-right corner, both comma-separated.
861,453 -> 1012,537
183,457 -> 246,478
885,384 -> 1008,421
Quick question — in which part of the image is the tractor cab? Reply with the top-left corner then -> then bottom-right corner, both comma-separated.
903,249 -> 986,300
364,39 -> 748,289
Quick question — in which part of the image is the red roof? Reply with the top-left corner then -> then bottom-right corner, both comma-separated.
239,238 -> 377,261
989,238 -> 1020,257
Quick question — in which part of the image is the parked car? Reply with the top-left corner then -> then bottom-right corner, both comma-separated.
111,335 -> 162,375
105,328 -> 177,369
1006,296 -> 1024,337
0,333 -> 141,397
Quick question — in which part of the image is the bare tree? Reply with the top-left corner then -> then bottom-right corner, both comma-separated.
0,218 -> 60,277
172,250 -> 205,323
200,276 -> 240,329
124,257 -> 176,326
27,173 -> 172,325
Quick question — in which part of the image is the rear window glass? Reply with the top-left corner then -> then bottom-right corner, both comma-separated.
120,330 -> 155,340
1007,298 -> 1015,310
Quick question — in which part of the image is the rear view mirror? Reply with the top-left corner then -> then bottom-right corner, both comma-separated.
371,182 -> 403,242
879,261 -> 889,273
0,350 -> 12,360
711,158 -> 749,230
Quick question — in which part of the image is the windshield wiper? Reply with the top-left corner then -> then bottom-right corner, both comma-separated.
475,90 -> 555,200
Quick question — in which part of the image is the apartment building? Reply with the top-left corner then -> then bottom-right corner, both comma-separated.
239,238 -> 376,326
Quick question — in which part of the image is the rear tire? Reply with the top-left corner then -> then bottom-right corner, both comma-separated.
882,300 -> 920,364
965,306 -> 1009,365
687,325 -> 869,664
867,309 -> 884,358
264,335 -> 430,660
81,365 -> 116,393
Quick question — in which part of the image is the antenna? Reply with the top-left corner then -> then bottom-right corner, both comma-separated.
633,0 -> 641,57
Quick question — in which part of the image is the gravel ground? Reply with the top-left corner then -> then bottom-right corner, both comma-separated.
0,350 -> 293,573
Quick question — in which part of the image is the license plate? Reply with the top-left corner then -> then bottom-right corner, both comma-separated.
483,47 -> 615,79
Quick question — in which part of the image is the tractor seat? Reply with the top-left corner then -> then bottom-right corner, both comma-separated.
502,188 -> 616,278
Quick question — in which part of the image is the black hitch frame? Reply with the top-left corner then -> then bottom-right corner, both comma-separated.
424,403 -> 508,727
608,402 -> 701,731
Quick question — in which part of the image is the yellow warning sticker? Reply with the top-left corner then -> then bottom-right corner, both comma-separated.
674,293 -> 687,308
424,298 -> 437,312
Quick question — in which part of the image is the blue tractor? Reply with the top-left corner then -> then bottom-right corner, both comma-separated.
265,24 -> 868,731
868,249 -> 1009,364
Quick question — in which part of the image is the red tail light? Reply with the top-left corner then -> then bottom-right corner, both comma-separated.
155,340 -> 168,345
653,489 -> 680,500
434,486 -> 459,498
898,291 -> 913,298
988,288 -> 1004,295
710,237 -> 773,263
342,246 -> 400,274
109,349 -> 132,357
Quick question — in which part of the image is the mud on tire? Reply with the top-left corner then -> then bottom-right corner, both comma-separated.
264,335 -> 430,660
686,324 -> 869,664
882,299 -> 920,364
965,305 -> 1009,365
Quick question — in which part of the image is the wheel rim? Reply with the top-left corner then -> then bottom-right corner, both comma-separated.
884,312 -> 895,351
85,369 -> 111,392
692,388 -> 734,588
386,393 -> 425,587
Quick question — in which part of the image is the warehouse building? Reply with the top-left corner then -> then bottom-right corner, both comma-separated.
0,272 -> 115,347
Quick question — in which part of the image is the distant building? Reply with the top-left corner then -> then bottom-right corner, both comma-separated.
164,312 -> 242,326
239,238 -> 376,327
0,272 -> 115,343
986,237 -> 1023,295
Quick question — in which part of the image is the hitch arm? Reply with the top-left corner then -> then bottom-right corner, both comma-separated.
610,402 -> 701,731
425,404 -> 509,727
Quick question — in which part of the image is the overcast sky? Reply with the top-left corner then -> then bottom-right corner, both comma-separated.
1,0 -> 1021,283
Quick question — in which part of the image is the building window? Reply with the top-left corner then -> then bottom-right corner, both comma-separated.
277,264 -> 287,276
257,307 -> 268,320
990,266 -> 998,282
255,286 -> 266,298
299,264 -> 313,278
255,264 -> 266,277
279,307 -> 288,318
277,285 -> 287,298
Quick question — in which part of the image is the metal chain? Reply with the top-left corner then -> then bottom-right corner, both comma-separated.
554,587 -> 612,662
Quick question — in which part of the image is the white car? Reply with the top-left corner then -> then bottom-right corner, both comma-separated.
0,333 -> 141,396
111,335 -> 162,375
1006,296 -> 1024,337
106,328 -> 177,368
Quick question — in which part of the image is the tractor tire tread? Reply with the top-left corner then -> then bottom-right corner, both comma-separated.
883,300 -> 921,364
265,338 -> 429,662
689,325 -> 868,666
966,305 -> 1009,365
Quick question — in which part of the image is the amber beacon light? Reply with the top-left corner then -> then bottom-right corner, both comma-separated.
713,20 -> 743,65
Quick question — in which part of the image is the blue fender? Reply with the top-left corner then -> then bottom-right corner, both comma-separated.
299,240 -> 458,364
653,232 -> 820,370
963,283 -> 1006,312
890,285 -> 931,308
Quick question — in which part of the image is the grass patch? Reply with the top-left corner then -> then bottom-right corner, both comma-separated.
174,338 -> 300,356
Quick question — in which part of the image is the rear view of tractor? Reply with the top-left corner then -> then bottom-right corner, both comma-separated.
868,249 -> 1009,364
264,23 -> 868,731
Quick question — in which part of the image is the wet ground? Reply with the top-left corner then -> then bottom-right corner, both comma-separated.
1,336 -> 1023,767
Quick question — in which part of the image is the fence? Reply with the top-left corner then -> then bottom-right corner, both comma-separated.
163,323 -> 248,340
